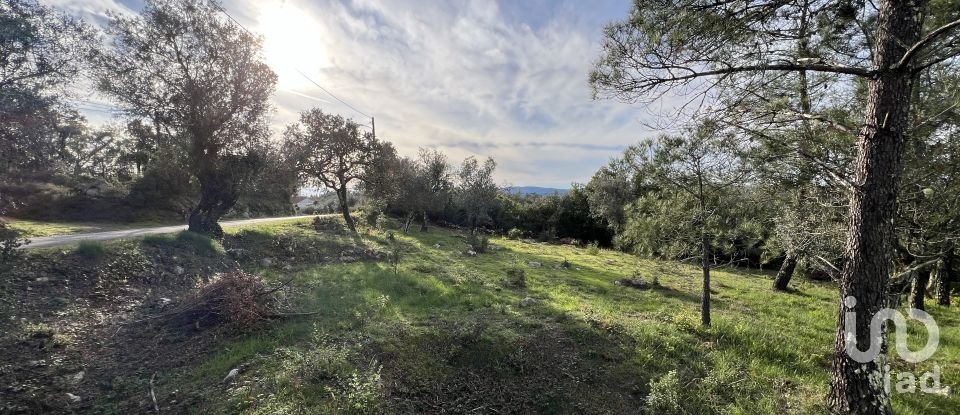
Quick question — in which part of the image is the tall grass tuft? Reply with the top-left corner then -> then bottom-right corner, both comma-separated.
74,240 -> 106,259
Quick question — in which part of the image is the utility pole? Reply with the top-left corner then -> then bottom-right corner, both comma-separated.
371,117 -> 376,139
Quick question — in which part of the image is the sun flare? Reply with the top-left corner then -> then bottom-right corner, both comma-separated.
257,2 -> 329,89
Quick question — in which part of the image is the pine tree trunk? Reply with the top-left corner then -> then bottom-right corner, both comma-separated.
701,231 -> 711,327
909,269 -> 930,311
936,256 -> 952,306
827,1 -> 921,413
773,253 -> 798,291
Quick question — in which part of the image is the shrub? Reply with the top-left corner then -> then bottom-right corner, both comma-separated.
586,241 -> 600,255
0,225 -> 28,265
466,233 -> 489,253
74,240 -> 106,259
387,243 -> 402,274
505,266 -> 526,288
506,227 -> 522,240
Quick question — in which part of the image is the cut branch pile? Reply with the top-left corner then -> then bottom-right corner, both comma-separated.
146,271 -> 296,331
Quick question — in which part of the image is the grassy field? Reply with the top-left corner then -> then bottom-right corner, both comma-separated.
178,219 -> 958,414
2,217 -> 956,414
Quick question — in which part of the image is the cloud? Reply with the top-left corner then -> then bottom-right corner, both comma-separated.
59,0 -> 658,188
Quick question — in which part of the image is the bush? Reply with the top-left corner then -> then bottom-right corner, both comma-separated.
466,233 -> 489,253
586,241 -> 600,255
506,227 -> 522,240
74,240 -> 106,259
505,266 -> 526,288
0,225 -> 28,265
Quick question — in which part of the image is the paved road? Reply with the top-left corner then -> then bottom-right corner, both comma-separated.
23,215 -> 315,249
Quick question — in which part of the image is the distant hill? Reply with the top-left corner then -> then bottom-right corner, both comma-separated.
506,186 -> 569,196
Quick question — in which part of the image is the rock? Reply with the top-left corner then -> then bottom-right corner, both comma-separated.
282,264 -> 293,271
519,297 -> 537,307
159,297 -> 172,306
34,277 -> 51,283
527,261 -> 541,268
260,258 -> 273,268
433,244 -> 441,249
172,265 -> 185,276
223,368 -> 240,384
465,250 -> 477,257
66,393 -> 81,403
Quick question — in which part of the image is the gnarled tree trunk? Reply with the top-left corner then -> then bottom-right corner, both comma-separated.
773,253 -> 798,291
827,1 -> 921,414
188,160 -> 242,238
336,187 -> 356,233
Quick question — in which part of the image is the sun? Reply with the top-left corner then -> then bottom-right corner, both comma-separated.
257,2 -> 330,89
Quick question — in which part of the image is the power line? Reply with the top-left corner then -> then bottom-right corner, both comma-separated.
211,2 -> 373,120
295,69 -> 371,119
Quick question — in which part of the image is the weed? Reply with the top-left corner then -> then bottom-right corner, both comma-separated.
646,370 -> 683,414
21,322 -> 69,348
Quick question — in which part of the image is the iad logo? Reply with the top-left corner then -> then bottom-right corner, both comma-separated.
842,296 -> 950,395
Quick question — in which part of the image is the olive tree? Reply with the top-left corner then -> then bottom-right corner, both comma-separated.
284,108 -> 379,232
96,0 -> 276,237
0,0 -> 95,173
456,156 -> 498,234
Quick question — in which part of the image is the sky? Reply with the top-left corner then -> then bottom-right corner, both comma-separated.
48,0 -> 667,188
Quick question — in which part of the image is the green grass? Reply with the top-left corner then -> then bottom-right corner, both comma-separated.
141,230 -> 225,257
166,222 -> 959,414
